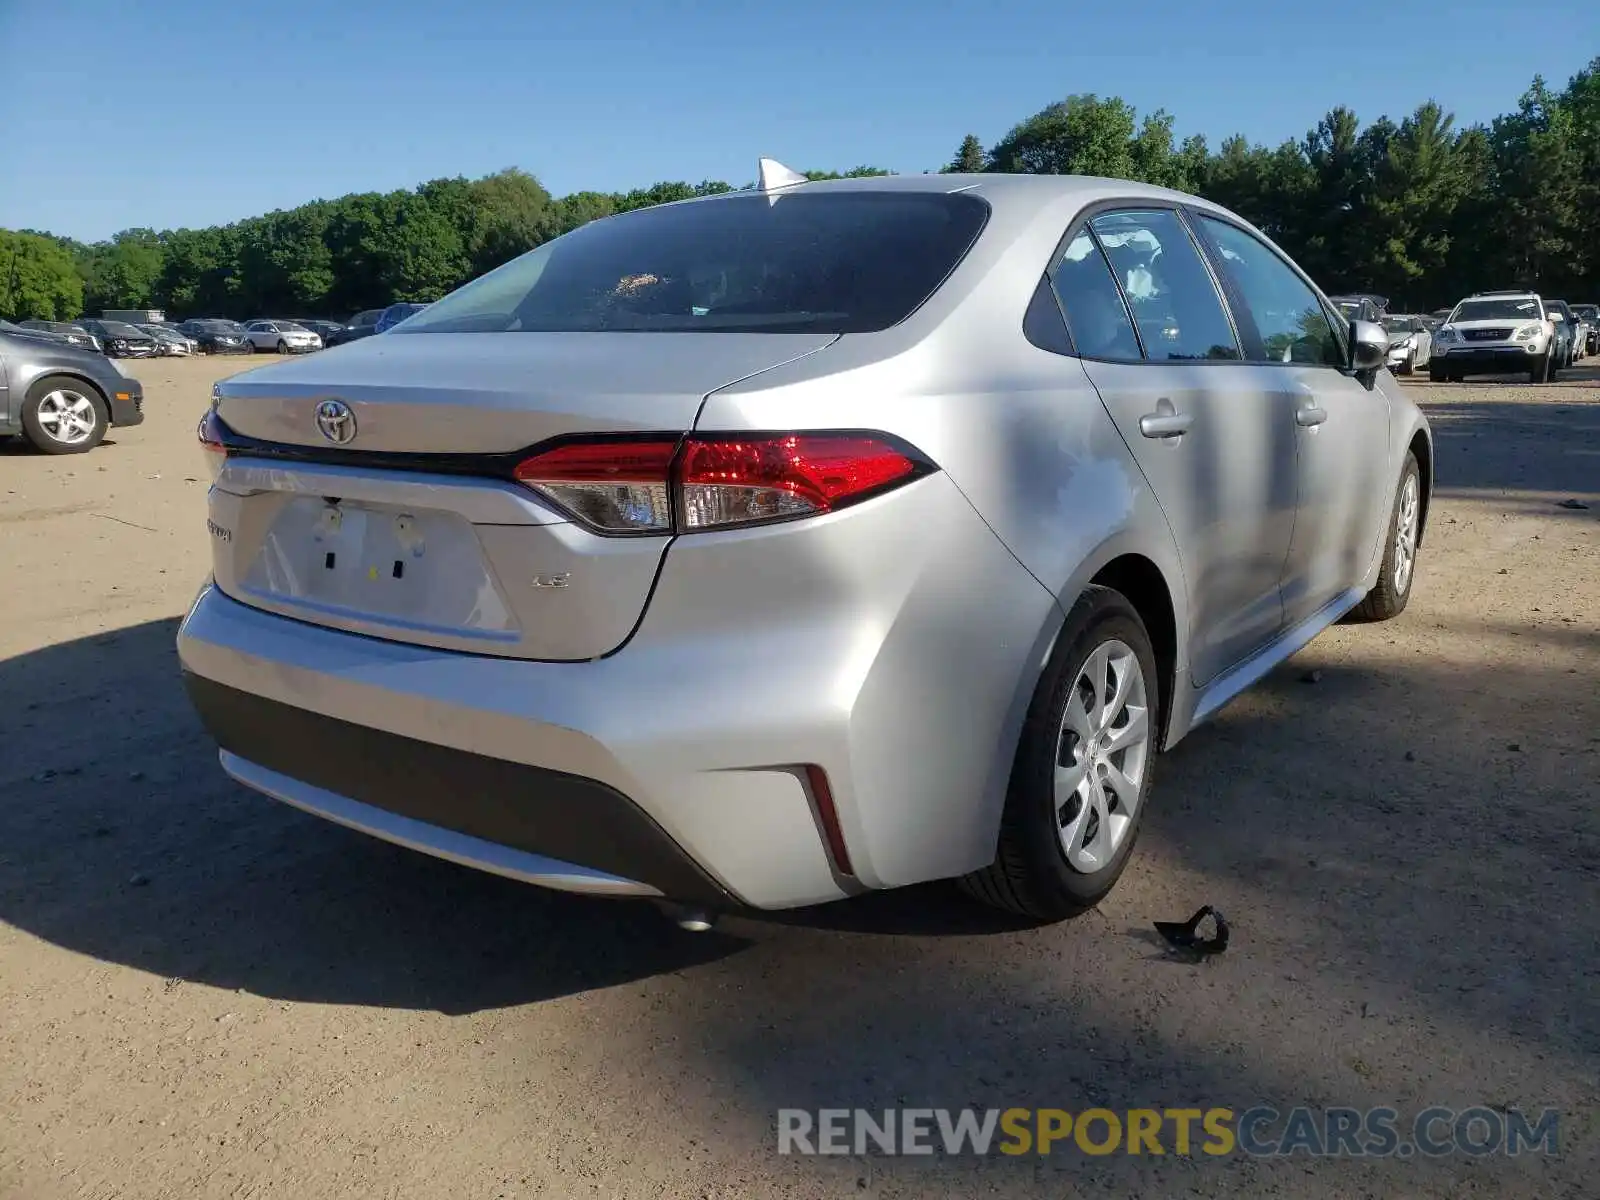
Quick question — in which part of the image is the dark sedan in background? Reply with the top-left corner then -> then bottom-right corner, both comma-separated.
0,326 -> 143,453
78,319 -> 159,358
294,318 -> 347,344
179,319 -> 253,354
17,320 -> 102,352
326,308 -> 385,346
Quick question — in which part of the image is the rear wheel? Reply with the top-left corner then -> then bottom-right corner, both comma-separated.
1349,451 -> 1421,623
20,377 -> 108,455
962,586 -> 1159,920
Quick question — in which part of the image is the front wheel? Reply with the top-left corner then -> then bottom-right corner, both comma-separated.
1530,353 -> 1550,383
1349,452 -> 1421,623
962,587 -> 1160,920
20,377 -> 108,455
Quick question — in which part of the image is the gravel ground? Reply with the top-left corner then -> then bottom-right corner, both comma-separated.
1,355 -> 1596,1198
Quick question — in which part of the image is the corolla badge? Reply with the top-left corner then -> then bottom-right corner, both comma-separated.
314,399 -> 357,445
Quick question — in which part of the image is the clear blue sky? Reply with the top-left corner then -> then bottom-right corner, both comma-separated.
0,0 -> 1591,242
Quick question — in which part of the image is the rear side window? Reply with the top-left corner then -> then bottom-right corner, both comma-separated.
1198,216 -> 1344,367
1088,210 -> 1240,361
1051,232 -> 1142,360
397,192 -> 991,335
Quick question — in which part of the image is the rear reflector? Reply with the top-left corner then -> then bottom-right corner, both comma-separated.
513,433 -> 931,535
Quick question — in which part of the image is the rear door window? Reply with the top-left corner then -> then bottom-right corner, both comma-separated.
1050,232 -> 1142,361
1087,210 -> 1241,361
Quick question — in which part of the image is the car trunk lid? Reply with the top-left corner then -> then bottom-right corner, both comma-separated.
207,331 -> 836,659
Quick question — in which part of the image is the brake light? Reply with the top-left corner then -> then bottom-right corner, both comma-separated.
198,408 -> 227,480
512,433 -> 930,534
678,435 -> 920,529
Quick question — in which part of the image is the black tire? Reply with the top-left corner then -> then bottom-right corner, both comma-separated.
276,339 -> 288,354
1427,362 -> 1446,383
1397,353 -> 1414,376
1349,451 -> 1421,623
1530,353 -> 1549,384
962,586 -> 1160,920
20,375 -> 109,455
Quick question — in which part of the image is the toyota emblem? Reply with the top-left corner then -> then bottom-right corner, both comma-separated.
315,399 -> 357,445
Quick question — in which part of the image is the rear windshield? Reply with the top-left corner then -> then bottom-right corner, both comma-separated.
1451,298 -> 1540,321
396,191 -> 991,335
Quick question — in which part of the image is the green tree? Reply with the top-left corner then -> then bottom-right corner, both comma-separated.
987,94 -> 1139,177
0,229 -> 84,319
944,134 -> 986,173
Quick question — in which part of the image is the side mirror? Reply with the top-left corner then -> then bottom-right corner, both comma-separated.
1351,319 -> 1388,371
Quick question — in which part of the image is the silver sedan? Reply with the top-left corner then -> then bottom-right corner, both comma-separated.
1382,315 -> 1433,374
178,167 -> 1432,924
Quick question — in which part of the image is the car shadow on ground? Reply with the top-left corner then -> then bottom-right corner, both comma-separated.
1,610 -> 1594,1193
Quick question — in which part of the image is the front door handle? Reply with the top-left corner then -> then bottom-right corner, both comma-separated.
1139,411 -> 1193,439
1295,404 -> 1328,428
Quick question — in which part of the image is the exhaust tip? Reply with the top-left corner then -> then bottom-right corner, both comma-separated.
657,901 -> 717,932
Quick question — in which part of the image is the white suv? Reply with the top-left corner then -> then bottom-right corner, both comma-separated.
1429,291 -> 1557,383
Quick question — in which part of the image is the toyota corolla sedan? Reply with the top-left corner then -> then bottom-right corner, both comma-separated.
178,166 -> 1432,924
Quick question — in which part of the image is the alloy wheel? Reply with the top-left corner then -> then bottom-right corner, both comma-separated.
1054,639 -> 1151,873
1393,473 -> 1420,594
35,389 -> 98,446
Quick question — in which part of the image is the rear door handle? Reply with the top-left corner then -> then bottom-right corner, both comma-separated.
1295,404 -> 1328,428
1139,412 -> 1193,439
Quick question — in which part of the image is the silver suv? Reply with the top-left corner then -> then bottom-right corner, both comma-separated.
1430,291 -> 1557,382
178,170 -> 1433,924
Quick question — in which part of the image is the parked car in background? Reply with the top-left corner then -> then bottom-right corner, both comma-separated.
138,323 -> 196,356
327,309 -> 384,346
1382,314 -> 1432,375
1,319 -> 76,346
0,324 -> 143,453
18,320 -> 102,352
1571,304 -> 1600,355
295,319 -> 346,344
181,170 -> 1433,926
374,301 -> 431,333
1551,301 -> 1588,361
181,319 -> 253,354
1545,300 -> 1578,368
78,319 -> 159,359
242,319 -> 322,353
1431,291 -> 1557,382
1330,294 -> 1388,324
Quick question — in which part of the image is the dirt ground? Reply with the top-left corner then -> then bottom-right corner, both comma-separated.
1,354 -> 1596,1199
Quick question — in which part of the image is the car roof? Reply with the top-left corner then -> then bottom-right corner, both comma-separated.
648,170 -> 1234,223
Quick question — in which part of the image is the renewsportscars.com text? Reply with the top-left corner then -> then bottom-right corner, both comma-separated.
777,1106 -> 1559,1158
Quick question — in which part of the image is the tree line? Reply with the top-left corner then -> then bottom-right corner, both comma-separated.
2,59 -> 1596,324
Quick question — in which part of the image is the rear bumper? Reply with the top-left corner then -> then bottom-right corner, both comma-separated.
183,671 -> 733,906
175,470 -> 1058,909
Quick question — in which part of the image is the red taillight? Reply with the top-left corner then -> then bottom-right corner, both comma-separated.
678,435 -> 919,530
198,408 -> 226,480
198,408 -> 226,452
514,433 -> 928,535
